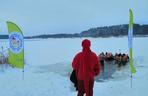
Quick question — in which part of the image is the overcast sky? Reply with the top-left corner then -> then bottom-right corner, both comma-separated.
0,0 -> 148,36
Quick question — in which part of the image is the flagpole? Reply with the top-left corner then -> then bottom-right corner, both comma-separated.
22,68 -> 24,80
128,9 -> 136,88
22,44 -> 24,80
131,73 -> 132,88
7,21 -> 25,80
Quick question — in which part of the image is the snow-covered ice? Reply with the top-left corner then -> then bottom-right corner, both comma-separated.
0,37 -> 148,96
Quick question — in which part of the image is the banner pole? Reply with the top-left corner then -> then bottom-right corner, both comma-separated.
22,68 -> 24,80
131,73 -> 132,88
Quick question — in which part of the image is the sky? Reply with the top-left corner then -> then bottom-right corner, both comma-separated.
0,0 -> 148,36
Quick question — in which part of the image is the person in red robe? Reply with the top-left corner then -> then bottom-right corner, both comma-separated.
72,39 -> 101,96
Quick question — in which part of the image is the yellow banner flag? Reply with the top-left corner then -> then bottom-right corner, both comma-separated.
128,9 -> 136,74
7,21 -> 24,69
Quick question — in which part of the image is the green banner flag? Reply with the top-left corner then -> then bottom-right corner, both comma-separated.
128,9 -> 136,74
7,21 -> 24,69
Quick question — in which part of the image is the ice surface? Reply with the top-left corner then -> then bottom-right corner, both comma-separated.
0,37 -> 148,96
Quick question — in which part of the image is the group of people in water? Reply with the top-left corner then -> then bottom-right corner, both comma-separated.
98,52 -> 129,69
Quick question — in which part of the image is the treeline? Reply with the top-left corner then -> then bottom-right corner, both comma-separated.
80,24 -> 148,37
0,35 -> 8,39
25,33 -> 80,39
0,24 -> 148,39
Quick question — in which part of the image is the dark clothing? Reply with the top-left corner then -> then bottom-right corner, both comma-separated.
100,60 -> 104,68
70,70 -> 78,90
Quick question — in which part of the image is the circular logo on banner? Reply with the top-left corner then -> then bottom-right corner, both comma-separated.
9,32 -> 23,54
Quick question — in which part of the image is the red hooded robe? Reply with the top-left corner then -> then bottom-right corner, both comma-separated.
72,39 -> 101,96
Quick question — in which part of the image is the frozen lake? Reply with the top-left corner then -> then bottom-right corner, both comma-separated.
0,37 -> 148,96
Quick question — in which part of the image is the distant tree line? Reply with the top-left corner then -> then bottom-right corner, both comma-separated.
0,35 -> 8,39
25,33 -> 80,39
0,24 -> 148,39
80,24 -> 148,37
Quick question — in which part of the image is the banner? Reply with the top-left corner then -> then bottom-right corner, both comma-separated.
128,9 -> 136,74
7,21 -> 24,69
